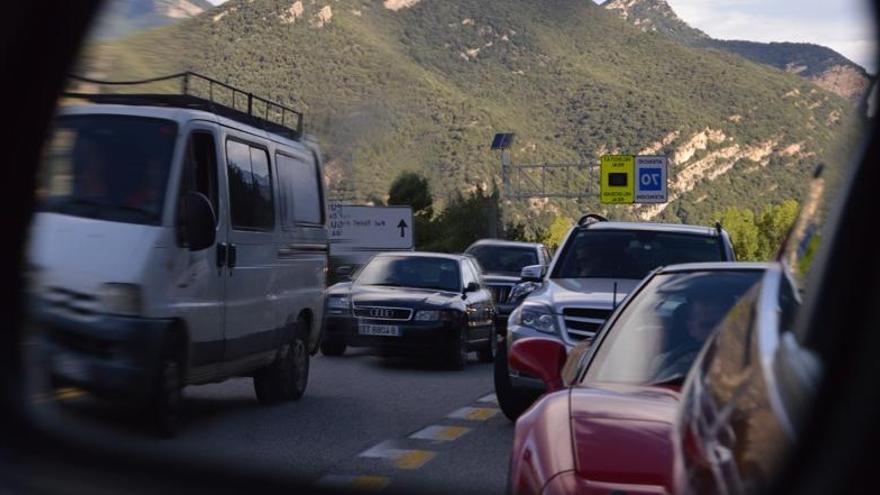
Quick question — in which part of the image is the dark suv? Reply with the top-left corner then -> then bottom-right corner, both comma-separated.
495,214 -> 737,420
463,239 -> 551,334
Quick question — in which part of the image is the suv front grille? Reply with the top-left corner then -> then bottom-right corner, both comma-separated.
353,306 -> 413,321
562,307 -> 613,341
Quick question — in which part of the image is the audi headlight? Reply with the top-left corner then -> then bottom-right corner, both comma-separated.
326,295 -> 351,310
98,283 -> 142,317
514,303 -> 558,334
415,309 -> 456,321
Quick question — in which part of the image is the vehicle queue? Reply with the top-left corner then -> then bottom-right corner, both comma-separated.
320,211 -> 788,494
29,74 -> 797,494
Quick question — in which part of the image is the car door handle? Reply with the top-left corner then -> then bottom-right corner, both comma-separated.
216,243 -> 227,269
228,243 -> 237,270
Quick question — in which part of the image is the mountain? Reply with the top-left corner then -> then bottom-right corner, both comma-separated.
86,0 -> 862,234
89,0 -> 215,39
602,0 -> 872,103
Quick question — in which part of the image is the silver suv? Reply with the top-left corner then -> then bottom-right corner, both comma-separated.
494,214 -> 737,420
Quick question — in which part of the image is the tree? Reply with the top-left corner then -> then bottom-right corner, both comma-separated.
716,207 -> 760,260
388,172 -> 433,219
756,199 -> 799,259
542,216 -> 573,251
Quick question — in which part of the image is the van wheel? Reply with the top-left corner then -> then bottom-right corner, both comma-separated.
478,327 -> 497,363
254,323 -> 310,404
320,337 -> 346,357
150,341 -> 183,437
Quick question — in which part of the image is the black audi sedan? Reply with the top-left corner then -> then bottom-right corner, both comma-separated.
320,252 -> 497,369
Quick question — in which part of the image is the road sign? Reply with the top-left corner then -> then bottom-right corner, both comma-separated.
600,155 -> 635,204
635,155 -> 668,203
328,203 -> 414,255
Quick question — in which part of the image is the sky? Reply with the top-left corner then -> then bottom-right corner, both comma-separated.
206,0 -> 877,72
662,0 -> 877,73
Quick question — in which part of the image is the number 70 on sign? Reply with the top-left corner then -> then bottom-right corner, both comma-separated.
634,156 -> 668,203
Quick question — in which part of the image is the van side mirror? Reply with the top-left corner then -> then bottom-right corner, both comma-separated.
464,281 -> 480,293
509,338 -> 568,392
520,264 -> 545,283
177,191 -> 216,251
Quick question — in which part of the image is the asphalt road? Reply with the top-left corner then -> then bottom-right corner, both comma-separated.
27,346 -> 514,495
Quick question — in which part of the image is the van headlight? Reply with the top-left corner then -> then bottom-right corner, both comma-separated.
98,283 -> 143,317
513,303 -> 558,334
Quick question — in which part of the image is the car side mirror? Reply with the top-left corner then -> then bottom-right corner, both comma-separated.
520,264 -> 545,283
464,281 -> 480,293
509,337 -> 567,392
177,191 -> 216,251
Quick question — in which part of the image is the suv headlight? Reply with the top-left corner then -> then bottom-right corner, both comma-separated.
326,295 -> 351,310
513,303 -> 558,334
98,283 -> 142,317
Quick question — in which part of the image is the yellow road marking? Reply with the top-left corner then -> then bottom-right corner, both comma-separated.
359,441 -> 437,470
392,450 -> 436,470
446,406 -> 499,421
315,475 -> 390,492
410,425 -> 471,442
55,387 -> 86,401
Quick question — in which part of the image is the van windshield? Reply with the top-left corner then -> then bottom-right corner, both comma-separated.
37,114 -> 178,225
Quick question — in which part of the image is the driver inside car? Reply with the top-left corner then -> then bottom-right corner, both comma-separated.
650,295 -> 731,380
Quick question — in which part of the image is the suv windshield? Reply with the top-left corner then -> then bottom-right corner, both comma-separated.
356,256 -> 462,292
552,230 -> 724,280
584,270 -> 763,386
466,245 -> 538,276
37,115 -> 178,225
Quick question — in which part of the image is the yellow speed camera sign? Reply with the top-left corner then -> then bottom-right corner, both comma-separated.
600,155 -> 635,204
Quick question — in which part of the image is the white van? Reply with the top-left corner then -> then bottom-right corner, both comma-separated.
28,74 -> 328,435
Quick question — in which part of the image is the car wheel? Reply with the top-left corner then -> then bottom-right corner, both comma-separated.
494,343 -> 537,421
320,337 -> 346,357
255,320 -> 310,404
478,327 -> 497,363
150,340 -> 183,438
447,326 -> 468,371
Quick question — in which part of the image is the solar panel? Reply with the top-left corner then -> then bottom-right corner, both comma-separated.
491,132 -> 515,150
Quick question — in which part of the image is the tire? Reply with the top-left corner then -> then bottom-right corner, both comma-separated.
150,340 -> 184,438
447,326 -> 469,371
320,337 -> 346,357
254,320 -> 310,404
478,327 -> 498,363
494,343 -> 538,421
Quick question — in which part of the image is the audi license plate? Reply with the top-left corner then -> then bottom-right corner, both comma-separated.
358,322 -> 401,337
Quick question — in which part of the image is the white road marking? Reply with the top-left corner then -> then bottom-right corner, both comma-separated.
359,440 -> 437,470
446,406 -> 500,421
409,424 -> 471,442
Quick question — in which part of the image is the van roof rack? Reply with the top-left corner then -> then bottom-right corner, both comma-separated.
64,72 -> 303,140
578,213 -> 608,227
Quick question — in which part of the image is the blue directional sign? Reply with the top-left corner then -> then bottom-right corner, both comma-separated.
634,156 -> 668,203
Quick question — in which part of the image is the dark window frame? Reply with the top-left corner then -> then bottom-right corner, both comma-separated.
274,149 -> 325,229
225,136 -> 276,233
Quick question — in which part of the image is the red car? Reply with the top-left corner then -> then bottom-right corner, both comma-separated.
507,263 -> 770,495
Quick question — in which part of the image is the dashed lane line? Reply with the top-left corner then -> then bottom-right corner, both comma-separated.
446,406 -> 499,421
359,440 -> 437,470
476,393 -> 498,405
313,475 -> 391,492
408,425 -> 472,442
32,387 -> 87,404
